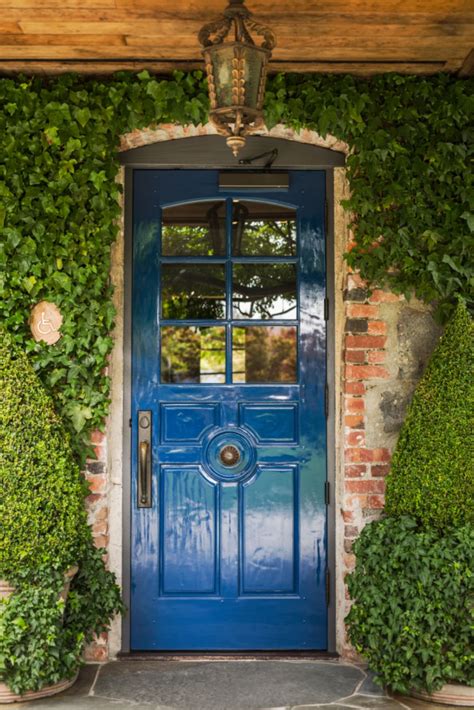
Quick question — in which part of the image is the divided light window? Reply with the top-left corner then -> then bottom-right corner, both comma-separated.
159,199 -> 298,385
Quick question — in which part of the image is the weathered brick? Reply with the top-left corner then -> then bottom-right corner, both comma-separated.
345,415 -> 365,429
346,430 -> 366,447
345,381 -> 366,395
347,304 -> 380,318
368,289 -> 401,303
92,521 -> 108,536
345,525 -> 359,538
345,349 -> 366,363
345,318 -> 368,333
345,448 -> 391,463
368,350 -> 387,363
93,534 -> 109,549
346,364 -> 390,380
85,473 -> 107,494
345,464 -> 366,477
90,430 -> 106,444
342,510 -> 355,523
345,397 -> 365,413
86,461 -> 105,476
371,464 -> 391,477
367,494 -> 386,509
344,288 -> 368,302
84,644 -> 108,663
347,274 -> 366,290
94,445 -> 106,462
346,334 -> 387,349
345,479 -> 386,494
368,321 -> 387,335
344,539 -> 354,553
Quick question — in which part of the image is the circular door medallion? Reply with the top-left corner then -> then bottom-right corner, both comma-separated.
203,429 -> 256,482
219,444 -> 241,467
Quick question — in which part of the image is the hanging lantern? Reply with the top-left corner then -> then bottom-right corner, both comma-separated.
198,0 -> 276,157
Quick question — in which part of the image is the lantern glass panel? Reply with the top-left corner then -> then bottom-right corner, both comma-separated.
242,46 -> 265,110
211,46 -> 235,107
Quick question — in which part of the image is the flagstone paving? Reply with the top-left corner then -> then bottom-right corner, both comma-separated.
1,660 -> 442,709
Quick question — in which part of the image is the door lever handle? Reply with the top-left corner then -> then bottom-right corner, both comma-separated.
139,441 -> 149,505
138,410 -> 152,508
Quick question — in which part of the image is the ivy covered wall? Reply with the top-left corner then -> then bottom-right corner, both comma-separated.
0,71 -> 472,457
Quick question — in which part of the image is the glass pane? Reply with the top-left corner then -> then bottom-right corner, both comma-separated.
232,326 -> 297,383
233,263 -> 297,319
161,326 -> 226,383
232,202 -> 297,256
162,201 -> 225,256
161,264 -> 225,320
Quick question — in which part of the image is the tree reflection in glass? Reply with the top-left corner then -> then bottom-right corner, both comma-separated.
233,263 -> 297,319
233,326 -> 297,383
161,326 -> 226,383
232,202 -> 296,256
161,264 -> 226,319
162,201 -> 226,256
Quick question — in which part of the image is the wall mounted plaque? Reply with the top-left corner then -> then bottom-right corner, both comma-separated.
30,301 -> 63,344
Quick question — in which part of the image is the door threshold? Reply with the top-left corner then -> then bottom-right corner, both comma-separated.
118,651 -> 339,661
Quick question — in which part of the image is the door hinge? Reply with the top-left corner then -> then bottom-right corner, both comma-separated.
129,418 -> 132,428
325,481 -> 330,506
325,568 -> 331,607
324,296 -> 329,321
325,382 -> 329,418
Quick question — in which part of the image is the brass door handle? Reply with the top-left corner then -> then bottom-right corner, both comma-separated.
139,441 -> 149,505
138,410 -> 152,508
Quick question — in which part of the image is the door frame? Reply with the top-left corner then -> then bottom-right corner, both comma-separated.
120,134 -> 344,653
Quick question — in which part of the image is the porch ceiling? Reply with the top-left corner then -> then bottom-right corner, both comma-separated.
0,0 -> 473,77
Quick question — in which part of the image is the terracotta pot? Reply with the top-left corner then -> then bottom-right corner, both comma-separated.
0,565 -> 78,604
411,683 -> 474,707
0,673 -> 78,704
0,566 -> 80,703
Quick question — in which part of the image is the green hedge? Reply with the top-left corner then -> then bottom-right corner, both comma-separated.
0,327 -> 88,579
0,330 -> 123,694
0,71 -> 472,456
385,301 -> 474,529
346,516 -> 474,693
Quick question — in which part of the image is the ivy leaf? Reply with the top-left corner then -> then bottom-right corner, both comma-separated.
22,275 -> 36,293
74,107 -> 91,127
44,126 -> 60,146
67,404 -> 93,432
460,211 -> 474,232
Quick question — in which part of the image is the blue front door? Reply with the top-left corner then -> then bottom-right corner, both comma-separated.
131,170 -> 327,650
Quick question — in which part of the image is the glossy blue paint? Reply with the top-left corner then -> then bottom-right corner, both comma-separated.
131,170 -> 327,650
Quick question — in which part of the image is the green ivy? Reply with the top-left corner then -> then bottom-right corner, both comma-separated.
0,70 -> 472,454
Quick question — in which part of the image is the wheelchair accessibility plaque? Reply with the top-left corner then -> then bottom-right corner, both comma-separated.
30,301 -> 63,344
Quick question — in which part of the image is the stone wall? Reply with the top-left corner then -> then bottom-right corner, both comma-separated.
82,124 -> 443,660
340,276 -> 441,655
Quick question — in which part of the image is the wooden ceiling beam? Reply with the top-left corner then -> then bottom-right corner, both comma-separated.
458,48 -> 474,75
0,60 -> 448,76
1,9 -> 473,23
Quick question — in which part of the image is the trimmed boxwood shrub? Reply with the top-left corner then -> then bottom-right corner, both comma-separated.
0,327 -> 88,579
346,516 -> 474,694
385,301 -> 474,529
0,330 -> 123,694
